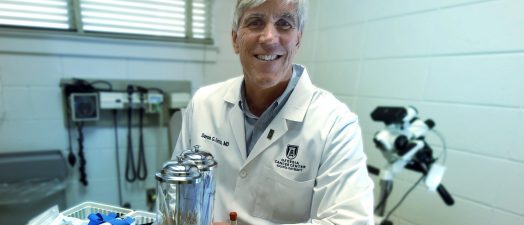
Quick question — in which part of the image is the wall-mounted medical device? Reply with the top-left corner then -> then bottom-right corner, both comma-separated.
169,92 -> 191,109
99,91 -> 165,112
70,93 -> 99,121
61,78 -> 192,123
59,78 -> 192,193
62,79 -> 99,122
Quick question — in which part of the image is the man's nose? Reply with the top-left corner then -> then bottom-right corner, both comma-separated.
259,24 -> 278,44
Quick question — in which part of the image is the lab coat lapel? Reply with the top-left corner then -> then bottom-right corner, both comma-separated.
245,115 -> 288,164
245,66 -> 315,165
229,104 -> 247,160
224,77 -> 248,161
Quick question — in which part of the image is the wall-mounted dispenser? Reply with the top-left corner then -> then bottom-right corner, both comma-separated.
70,93 -> 99,121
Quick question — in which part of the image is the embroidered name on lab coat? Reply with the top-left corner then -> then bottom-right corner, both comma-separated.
201,132 -> 230,147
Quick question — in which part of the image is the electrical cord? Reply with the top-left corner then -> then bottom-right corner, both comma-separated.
125,85 -> 137,182
89,80 -> 113,92
62,93 -> 77,167
147,87 -> 164,94
431,129 -> 448,164
66,110 -> 76,167
375,181 -> 393,212
382,175 -> 425,223
76,122 -> 88,186
136,90 -> 148,181
112,110 -> 123,205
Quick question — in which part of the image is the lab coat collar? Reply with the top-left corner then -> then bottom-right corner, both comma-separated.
223,76 -> 243,105
246,65 -> 315,162
223,76 -> 248,160
222,65 -> 315,163
278,64 -> 315,123
223,64 -> 314,123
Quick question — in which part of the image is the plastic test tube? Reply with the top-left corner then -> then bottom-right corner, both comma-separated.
229,211 -> 237,225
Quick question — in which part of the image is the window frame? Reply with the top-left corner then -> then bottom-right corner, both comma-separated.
0,0 -> 214,45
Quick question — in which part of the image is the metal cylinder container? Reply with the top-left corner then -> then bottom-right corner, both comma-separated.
180,145 -> 218,225
155,158 -> 202,225
155,146 -> 217,225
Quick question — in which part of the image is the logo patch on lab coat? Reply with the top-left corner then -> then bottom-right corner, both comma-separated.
286,145 -> 299,159
274,145 -> 307,172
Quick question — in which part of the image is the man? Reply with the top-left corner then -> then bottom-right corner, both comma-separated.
173,0 -> 374,224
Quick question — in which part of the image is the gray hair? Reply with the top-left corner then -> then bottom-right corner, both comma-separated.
232,0 -> 308,32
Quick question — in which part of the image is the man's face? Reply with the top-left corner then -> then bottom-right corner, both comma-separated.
232,0 -> 302,89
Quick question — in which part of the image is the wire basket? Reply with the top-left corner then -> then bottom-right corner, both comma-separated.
61,201 -> 133,220
127,210 -> 157,225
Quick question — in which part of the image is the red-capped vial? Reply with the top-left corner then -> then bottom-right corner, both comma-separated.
229,211 -> 238,225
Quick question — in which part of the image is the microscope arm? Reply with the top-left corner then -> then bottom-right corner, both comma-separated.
380,140 -> 425,181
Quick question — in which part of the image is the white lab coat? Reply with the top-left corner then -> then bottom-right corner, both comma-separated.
173,66 -> 374,225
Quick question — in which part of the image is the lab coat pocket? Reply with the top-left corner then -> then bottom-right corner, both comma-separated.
253,168 -> 315,223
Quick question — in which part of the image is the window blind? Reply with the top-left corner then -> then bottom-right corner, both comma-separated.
79,0 -> 212,39
0,0 -> 213,41
192,0 -> 211,39
79,0 -> 186,37
0,0 -> 70,29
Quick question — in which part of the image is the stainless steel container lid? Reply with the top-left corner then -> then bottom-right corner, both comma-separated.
181,146 -> 217,171
155,159 -> 201,183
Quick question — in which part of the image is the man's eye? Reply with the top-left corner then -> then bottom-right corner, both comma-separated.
247,20 -> 263,28
276,20 -> 293,30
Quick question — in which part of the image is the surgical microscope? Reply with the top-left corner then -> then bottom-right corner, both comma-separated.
369,106 -> 454,225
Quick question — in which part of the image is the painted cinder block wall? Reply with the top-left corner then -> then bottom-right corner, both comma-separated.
0,33 -> 213,211
205,0 -> 524,224
1,0 -> 520,223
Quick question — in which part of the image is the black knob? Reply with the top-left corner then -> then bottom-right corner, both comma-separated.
425,119 -> 435,129
394,135 -> 409,150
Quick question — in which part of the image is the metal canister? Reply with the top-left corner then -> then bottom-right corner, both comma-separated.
180,145 -> 218,225
155,158 -> 202,225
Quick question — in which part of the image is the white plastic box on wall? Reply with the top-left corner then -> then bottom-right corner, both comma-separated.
0,78 -> 4,120
170,92 -> 191,109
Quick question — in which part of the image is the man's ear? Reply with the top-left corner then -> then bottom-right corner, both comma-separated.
232,30 -> 240,54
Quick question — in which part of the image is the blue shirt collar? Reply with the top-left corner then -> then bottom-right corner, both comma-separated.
239,64 -> 302,117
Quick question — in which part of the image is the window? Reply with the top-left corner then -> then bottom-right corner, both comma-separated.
0,0 -> 70,29
191,0 -> 210,39
0,0 -> 213,43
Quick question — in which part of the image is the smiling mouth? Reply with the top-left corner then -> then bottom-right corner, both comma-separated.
255,54 -> 282,61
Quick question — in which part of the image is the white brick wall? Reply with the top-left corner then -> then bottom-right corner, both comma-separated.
203,0 -> 244,84
0,32 -> 211,213
309,0 -> 524,224
206,0 -> 524,224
